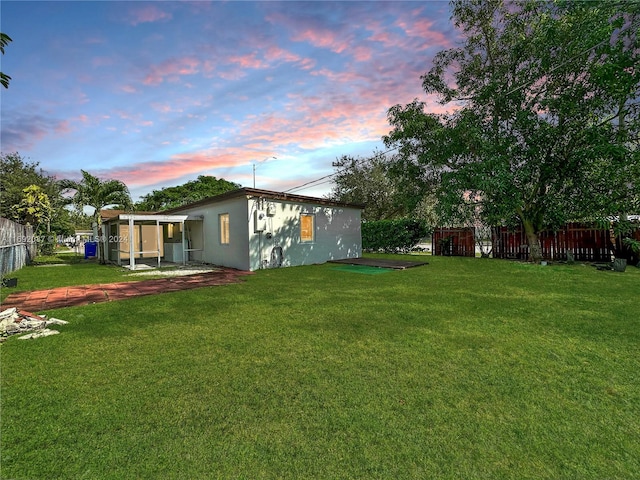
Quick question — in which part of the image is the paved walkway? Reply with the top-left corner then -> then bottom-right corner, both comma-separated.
1,268 -> 253,312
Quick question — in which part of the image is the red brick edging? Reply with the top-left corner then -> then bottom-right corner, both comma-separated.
1,269 -> 253,313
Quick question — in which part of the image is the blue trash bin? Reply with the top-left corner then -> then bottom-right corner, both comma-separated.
84,241 -> 97,259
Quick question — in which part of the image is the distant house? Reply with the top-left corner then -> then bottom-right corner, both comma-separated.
101,188 -> 363,271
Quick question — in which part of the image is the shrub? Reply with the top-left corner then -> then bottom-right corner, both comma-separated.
362,218 -> 429,253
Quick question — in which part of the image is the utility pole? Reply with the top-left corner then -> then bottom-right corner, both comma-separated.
252,156 -> 277,188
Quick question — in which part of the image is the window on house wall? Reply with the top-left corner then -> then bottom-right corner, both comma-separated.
300,214 -> 314,242
219,213 -> 230,244
167,223 -> 174,239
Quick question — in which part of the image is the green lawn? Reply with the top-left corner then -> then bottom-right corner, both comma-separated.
1,256 -> 639,479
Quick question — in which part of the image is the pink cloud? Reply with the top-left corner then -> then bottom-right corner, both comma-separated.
150,102 -> 181,114
369,30 -> 395,45
292,28 -> 350,54
235,102 -> 389,153
297,58 -> 316,70
109,149 -> 250,187
265,46 -> 300,63
217,69 -> 248,81
112,110 -> 154,129
365,23 -> 410,52
126,5 -> 172,26
310,68 -> 361,83
142,56 -> 201,85
228,53 -> 268,69
202,60 -> 216,77
261,45 -> 315,70
395,17 -> 453,49
352,46 -> 372,62
54,119 -> 71,134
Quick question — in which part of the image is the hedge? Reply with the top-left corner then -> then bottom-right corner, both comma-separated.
362,218 -> 429,253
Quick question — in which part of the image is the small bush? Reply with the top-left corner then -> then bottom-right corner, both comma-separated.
37,236 -> 56,256
362,218 -> 429,253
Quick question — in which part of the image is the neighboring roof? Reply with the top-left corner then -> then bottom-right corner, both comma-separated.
118,213 -> 189,222
100,210 -> 188,223
100,209 -> 156,221
162,187 -> 365,213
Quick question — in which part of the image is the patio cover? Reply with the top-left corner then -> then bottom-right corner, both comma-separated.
116,214 -> 189,270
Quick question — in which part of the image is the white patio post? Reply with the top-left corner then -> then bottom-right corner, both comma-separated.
116,220 -> 121,266
129,218 -> 135,270
156,219 -> 161,268
181,221 -> 186,265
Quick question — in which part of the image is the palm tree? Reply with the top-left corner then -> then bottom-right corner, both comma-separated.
59,170 -> 132,264
1,32 -> 12,89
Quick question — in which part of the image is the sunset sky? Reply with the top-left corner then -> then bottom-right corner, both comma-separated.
1,1 -> 458,201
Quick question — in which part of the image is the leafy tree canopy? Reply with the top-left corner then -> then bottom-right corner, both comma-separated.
330,153 -> 405,221
1,153 -> 50,218
383,0 -> 640,262
12,185 -> 53,228
135,175 -> 241,211
0,153 -> 75,240
330,153 -> 440,227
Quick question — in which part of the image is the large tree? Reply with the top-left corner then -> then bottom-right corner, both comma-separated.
1,153 -> 52,219
330,153 -> 440,226
330,153 -> 406,221
384,0 -> 640,262
59,170 -> 132,264
136,175 -> 240,211
0,152 -> 72,235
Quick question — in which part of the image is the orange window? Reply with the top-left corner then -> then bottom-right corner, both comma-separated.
219,213 -> 230,244
300,214 -> 314,242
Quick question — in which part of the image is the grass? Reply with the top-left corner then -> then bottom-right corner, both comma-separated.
1,256 -> 639,479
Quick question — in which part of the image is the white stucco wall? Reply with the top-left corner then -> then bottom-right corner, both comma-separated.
248,197 -> 361,271
173,196 -> 252,271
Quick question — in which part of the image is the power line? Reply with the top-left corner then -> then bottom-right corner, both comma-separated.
283,146 -> 400,194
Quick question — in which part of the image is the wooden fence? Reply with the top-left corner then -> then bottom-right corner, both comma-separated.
0,217 -> 36,277
615,226 -> 640,265
492,223 -> 612,261
432,227 -> 476,257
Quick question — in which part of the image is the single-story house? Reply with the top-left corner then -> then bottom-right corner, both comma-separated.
101,188 -> 363,271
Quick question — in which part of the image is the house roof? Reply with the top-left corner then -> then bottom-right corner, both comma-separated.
162,187 -> 365,213
100,209 -> 156,221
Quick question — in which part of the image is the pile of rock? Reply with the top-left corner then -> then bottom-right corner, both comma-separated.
0,308 -> 68,341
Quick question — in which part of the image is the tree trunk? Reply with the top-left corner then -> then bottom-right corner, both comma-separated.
523,220 -> 543,263
97,219 -> 106,264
